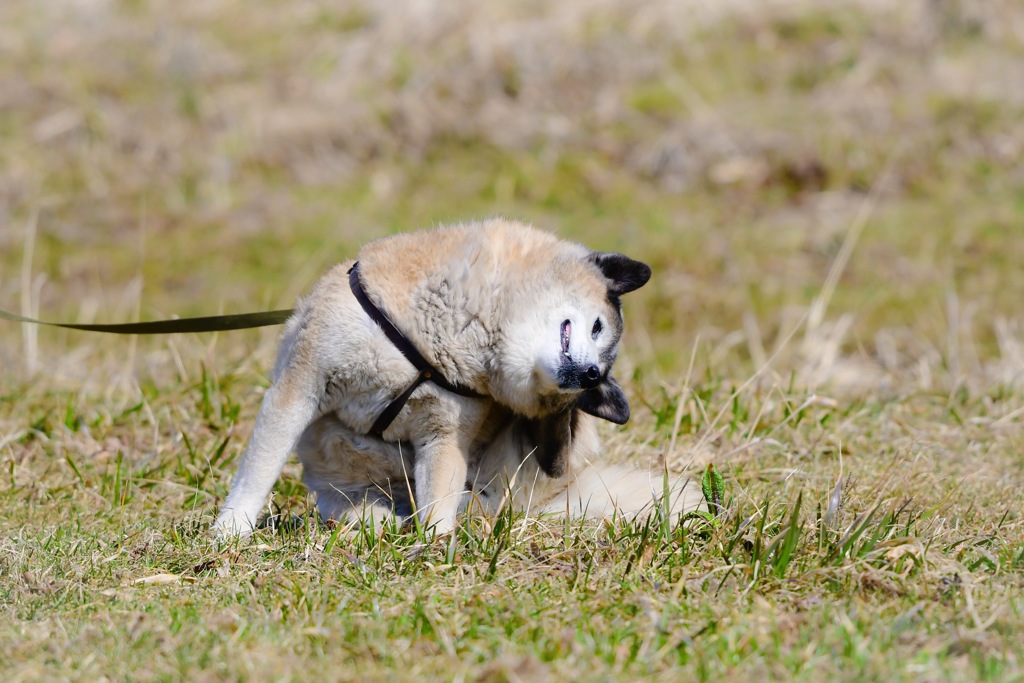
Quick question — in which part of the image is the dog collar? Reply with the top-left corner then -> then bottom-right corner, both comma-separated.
348,262 -> 484,435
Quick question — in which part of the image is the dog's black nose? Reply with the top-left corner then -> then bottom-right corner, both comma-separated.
580,364 -> 601,390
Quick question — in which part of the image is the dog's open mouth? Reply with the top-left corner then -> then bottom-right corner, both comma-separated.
561,320 -> 571,358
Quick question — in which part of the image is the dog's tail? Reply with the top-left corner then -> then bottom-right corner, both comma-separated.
528,463 -> 705,522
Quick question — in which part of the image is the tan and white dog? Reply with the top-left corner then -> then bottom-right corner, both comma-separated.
214,218 -> 700,537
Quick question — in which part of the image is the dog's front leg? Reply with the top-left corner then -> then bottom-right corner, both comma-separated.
404,396 -> 489,534
213,376 -> 319,538
412,430 -> 468,535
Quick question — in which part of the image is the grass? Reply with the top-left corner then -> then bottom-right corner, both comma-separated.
2,0 -> 1024,680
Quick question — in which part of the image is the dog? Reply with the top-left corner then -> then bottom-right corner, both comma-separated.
213,218 -> 661,537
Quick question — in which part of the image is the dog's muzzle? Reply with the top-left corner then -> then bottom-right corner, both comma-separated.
557,359 -> 602,391
558,319 -> 602,391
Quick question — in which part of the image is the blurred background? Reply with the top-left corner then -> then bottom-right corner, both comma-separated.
1,0 -> 1022,394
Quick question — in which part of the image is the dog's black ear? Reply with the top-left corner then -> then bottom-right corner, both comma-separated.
576,375 -> 630,425
588,252 -> 652,296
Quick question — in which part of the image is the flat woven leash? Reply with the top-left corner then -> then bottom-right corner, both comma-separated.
0,307 -> 293,334
348,262 -> 483,434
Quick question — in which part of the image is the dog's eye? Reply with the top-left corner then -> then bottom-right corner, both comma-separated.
591,318 -> 603,339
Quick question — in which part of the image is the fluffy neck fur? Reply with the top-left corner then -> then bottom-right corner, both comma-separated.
356,218 -> 593,417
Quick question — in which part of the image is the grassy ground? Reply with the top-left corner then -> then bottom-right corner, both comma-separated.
2,0 -> 1023,680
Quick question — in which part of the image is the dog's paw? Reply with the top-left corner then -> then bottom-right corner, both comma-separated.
211,509 -> 257,540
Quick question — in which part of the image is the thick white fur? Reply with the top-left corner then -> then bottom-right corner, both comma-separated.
213,218 -> 681,537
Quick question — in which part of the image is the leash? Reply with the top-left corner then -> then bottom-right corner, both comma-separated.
348,262 -> 483,434
0,307 -> 293,334
4,265 -> 482,436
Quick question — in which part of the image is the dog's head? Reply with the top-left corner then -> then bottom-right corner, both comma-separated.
498,250 -> 651,423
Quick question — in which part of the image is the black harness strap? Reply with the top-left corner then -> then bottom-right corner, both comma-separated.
348,262 -> 483,435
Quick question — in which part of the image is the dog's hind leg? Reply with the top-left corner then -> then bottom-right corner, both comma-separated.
213,367 -> 319,538
297,415 -> 416,533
